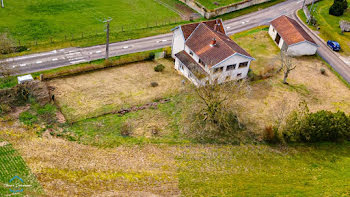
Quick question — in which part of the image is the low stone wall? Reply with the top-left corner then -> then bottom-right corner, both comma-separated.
178,0 -> 272,19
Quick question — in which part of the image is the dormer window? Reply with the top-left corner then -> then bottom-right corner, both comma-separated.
189,51 -> 194,56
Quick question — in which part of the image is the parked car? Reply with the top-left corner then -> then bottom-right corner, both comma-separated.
327,40 -> 341,51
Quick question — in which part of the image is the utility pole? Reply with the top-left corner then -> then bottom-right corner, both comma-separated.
104,18 -> 112,60
1,0 -> 4,8
302,0 -> 306,8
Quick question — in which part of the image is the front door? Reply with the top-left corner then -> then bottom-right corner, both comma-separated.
275,33 -> 281,45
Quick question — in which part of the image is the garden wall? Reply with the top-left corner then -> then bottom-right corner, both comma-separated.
179,0 -> 272,19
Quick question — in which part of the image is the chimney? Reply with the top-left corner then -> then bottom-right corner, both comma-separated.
210,38 -> 217,47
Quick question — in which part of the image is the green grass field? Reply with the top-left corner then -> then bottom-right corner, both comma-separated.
0,142 -> 43,196
299,0 -> 350,55
177,143 -> 350,196
0,0 -> 181,47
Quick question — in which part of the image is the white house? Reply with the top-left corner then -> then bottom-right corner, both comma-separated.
269,15 -> 318,56
171,19 -> 255,86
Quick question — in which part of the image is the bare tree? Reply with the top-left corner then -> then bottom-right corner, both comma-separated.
188,79 -> 253,143
278,50 -> 296,84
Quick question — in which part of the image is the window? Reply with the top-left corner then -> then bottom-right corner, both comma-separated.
189,51 -> 193,56
226,64 -> 236,71
238,62 -> 248,68
199,59 -> 205,66
188,72 -> 192,78
237,73 -> 242,77
214,67 -> 224,73
179,64 -> 183,70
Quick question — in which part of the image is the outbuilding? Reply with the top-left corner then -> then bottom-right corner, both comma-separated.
269,15 -> 318,56
17,74 -> 33,84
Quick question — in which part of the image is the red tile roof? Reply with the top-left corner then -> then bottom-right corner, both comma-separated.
185,23 -> 253,67
181,19 -> 226,40
270,15 -> 317,46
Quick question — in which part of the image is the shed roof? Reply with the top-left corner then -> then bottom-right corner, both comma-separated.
270,15 -> 316,46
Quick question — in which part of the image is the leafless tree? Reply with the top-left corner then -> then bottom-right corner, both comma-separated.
278,50 -> 296,84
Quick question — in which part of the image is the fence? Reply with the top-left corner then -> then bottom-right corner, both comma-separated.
14,18 -> 185,49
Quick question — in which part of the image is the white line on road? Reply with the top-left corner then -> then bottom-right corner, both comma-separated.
122,46 -> 130,49
52,58 -> 58,61
36,61 -> 43,64
20,64 -> 26,67
96,51 -> 102,53
70,59 -> 86,64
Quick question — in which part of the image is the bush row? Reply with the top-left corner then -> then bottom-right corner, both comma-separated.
265,103 -> 350,143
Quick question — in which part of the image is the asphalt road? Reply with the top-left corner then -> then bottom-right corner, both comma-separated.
2,0 -> 349,84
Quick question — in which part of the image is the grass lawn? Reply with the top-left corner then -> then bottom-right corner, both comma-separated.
48,58 -> 184,122
0,0 -> 182,55
298,0 -> 350,55
0,140 -> 43,196
1,123 -> 350,196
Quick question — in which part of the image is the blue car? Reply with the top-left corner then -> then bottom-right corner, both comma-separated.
327,40 -> 341,51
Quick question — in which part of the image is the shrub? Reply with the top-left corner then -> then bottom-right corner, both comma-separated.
0,104 -> 12,115
282,110 -> 350,143
150,126 -> 160,136
120,122 -> 132,136
150,82 -> 159,87
320,68 -> 326,75
329,0 -> 347,16
263,125 -> 279,143
154,64 -> 165,72
148,52 -> 155,60
19,111 -> 38,126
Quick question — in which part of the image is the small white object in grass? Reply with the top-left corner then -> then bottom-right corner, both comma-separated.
0,141 -> 9,147
17,74 -> 34,84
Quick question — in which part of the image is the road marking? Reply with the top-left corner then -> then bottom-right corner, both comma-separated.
227,26 -> 231,29
70,56 -> 85,60
70,59 -> 86,64
122,46 -> 130,49
36,61 -> 43,64
241,22 -> 245,24
96,50 -> 102,53
52,58 -> 58,61
20,64 -> 26,67
12,65 -> 17,68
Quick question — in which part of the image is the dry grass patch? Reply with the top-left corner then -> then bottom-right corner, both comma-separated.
48,59 -> 183,122
0,121 -> 180,196
230,28 -> 350,132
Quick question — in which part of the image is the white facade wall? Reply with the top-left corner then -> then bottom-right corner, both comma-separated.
269,25 -> 317,56
269,25 -> 286,50
175,58 -> 203,86
287,42 -> 318,56
211,54 -> 252,83
171,28 -> 185,58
